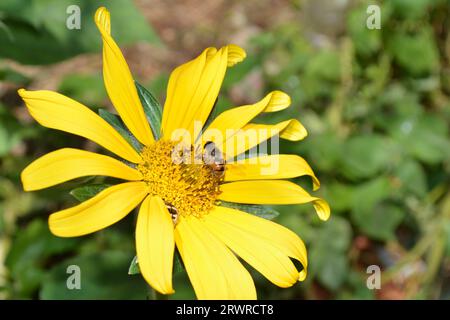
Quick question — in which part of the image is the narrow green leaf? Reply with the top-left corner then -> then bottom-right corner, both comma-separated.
128,255 -> 140,275
203,97 -> 218,130
173,250 -> 184,274
128,251 -> 184,276
135,81 -> 162,139
219,201 -> 280,220
70,184 -> 111,202
98,108 -> 142,152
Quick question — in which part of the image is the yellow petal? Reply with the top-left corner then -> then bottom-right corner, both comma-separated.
162,47 -> 226,141
162,45 -> 246,141
204,91 -> 290,144
18,89 -> 142,163
175,216 -> 256,299
136,196 -> 174,294
162,50 -> 208,139
225,154 -> 320,190
226,44 -> 246,67
204,206 -> 304,287
95,7 -> 154,146
221,119 -> 307,158
22,148 -> 142,191
209,206 -> 308,281
49,182 -> 148,237
219,180 -> 330,221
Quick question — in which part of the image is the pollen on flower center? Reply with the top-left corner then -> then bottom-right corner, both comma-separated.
137,140 -> 223,218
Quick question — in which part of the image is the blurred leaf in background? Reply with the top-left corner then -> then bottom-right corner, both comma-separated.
40,250 -> 148,299
0,0 -> 160,64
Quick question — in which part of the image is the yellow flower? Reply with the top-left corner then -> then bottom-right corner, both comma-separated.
18,7 -> 330,299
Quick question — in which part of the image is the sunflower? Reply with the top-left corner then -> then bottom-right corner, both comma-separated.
18,7 -> 330,299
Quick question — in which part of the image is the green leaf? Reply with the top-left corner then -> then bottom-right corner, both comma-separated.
355,204 -> 405,241
219,201 -> 280,220
340,135 -> 395,180
128,251 -> 184,275
298,132 -> 343,172
305,50 -> 340,82
128,255 -> 140,275
337,270 -> 375,300
324,182 -> 355,213
302,51 -> 340,100
0,67 -> 30,84
388,28 -> 439,75
173,251 -> 184,274
40,251 -> 148,299
350,177 -> 404,240
0,103 -> 34,156
388,0 -> 442,20
58,74 -> 106,106
316,252 -> 349,291
310,216 -> 352,291
70,184 -> 111,202
98,108 -> 142,152
135,81 -> 162,139
380,87 -> 423,119
351,177 -> 391,215
0,124 -> 16,156
203,97 -> 219,130
389,114 -> 450,164
5,219 -> 79,298
315,216 -> 352,252
0,0 -> 160,65
347,5 -> 381,57
394,160 -> 427,196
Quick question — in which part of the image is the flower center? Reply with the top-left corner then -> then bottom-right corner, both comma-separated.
137,140 -> 223,218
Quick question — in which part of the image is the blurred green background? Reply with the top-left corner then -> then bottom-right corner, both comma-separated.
1,0 -> 450,299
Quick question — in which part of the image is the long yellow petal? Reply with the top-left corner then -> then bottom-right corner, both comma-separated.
203,206 -> 303,287
163,47 -> 227,141
225,154 -> 320,190
221,119 -> 307,159
219,180 -> 330,221
162,50 -> 207,139
204,91 -> 291,144
95,7 -> 154,146
136,196 -> 174,294
162,45 -> 246,141
18,89 -> 142,163
175,216 -> 256,299
49,182 -> 148,237
22,148 -> 142,191
207,206 -> 308,281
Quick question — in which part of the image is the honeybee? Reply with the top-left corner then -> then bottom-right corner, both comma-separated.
203,141 -> 225,178
166,203 -> 179,225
